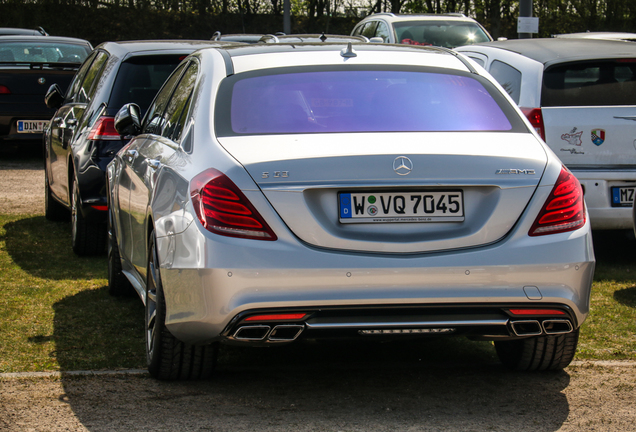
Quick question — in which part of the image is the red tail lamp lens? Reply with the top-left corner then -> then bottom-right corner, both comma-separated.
508,309 -> 566,316
87,116 -> 121,141
0,85 -> 10,94
529,167 -> 586,236
245,313 -> 307,322
190,168 -> 277,241
520,107 -> 545,141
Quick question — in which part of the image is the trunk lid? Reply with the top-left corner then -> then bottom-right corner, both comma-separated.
218,132 -> 548,253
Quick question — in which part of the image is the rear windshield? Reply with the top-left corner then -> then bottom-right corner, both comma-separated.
542,60 -> 636,107
394,21 -> 491,48
216,68 -> 517,136
109,54 -> 186,116
0,42 -> 90,63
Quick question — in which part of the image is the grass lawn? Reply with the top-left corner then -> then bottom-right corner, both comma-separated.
0,213 -> 635,373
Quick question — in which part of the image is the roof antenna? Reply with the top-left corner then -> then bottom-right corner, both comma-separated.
340,43 -> 357,58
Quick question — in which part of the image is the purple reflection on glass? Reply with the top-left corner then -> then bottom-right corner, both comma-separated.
230,71 -> 511,134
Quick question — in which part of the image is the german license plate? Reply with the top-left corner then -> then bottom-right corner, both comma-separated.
339,191 -> 464,223
611,186 -> 635,207
17,120 -> 49,133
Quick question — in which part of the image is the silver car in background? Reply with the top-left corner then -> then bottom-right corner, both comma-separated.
107,42 -> 594,380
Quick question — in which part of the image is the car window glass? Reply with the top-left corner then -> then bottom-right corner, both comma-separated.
489,60 -> 521,104
75,51 -> 108,104
220,69 -> 516,135
394,21 -> 491,48
375,22 -> 391,42
66,51 -> 97,101
466,55 -> 485,68
542,60 -> 636,107
0,41 -> 90,63
109,54 -> 189,118
360,22 -> 378,39
162,61 -> 198,141
143,61 -> 187,135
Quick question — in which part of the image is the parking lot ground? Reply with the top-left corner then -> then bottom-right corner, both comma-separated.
1,360 -> 636,431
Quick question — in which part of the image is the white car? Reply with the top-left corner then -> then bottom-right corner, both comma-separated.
457,38 -> 636,230
351,13 -> 492,48
107,42 -> 594,379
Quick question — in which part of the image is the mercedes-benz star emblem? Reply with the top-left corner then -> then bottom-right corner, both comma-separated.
393,156 -> 413,176
37,78 -> 46,85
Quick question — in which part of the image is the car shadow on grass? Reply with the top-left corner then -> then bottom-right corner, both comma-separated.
614,286 -> 636,308
1,215 -> 105,280
52,285 -> 146,372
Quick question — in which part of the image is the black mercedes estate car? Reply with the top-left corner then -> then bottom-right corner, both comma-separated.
43,40 -> 236,256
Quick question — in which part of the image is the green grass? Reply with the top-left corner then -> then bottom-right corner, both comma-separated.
0,214 -> 145,373
0,214 -> 635,373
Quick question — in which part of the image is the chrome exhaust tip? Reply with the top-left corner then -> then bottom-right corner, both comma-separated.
268,324 -> 304,341
233,325 -> 271,341
510,320 -> 543,336
542,319 -> 573,335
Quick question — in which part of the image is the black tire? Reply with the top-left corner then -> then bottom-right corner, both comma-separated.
71,178 -> 106,256
495,329 -> 579,371
107,207 -> 134,297
44,170 -> 69,222
146,232 -> 218,380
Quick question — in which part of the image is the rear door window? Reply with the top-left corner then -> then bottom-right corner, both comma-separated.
489,60 -> 522,104
542,60 -> 636,106
75,51 -> 108,104
161,61 -> 198,142
143,61 -> 188,135
360,22 -> 379,39
375,22 -> 391,42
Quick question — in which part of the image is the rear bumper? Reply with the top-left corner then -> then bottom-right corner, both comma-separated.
574,170 -> 636,230
157,217 -> 595,345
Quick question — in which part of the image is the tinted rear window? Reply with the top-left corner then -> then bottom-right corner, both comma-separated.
108,54 -> 186,116
394,21 -> 491,48
217,68 -> 516,136
542,60 -> 636,107
0,41 -> 89,63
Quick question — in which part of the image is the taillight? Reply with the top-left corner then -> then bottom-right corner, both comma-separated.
529,166 -> 586,236
520,107 -> 545,141
190,168 -> 277,241
0,85 -> 10,94
87,116 -> 121,141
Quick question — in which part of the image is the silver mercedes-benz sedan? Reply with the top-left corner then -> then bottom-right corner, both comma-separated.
106,42 -> 595,380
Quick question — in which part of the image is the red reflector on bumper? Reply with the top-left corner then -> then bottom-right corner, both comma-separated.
508,309 -> 566,316
90,205 -> 108,211
245,313 -> 307,322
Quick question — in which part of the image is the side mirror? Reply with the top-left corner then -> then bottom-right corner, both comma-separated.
44,84 -> 64,109
114,103 -> 141,137
369,37 -> 384,43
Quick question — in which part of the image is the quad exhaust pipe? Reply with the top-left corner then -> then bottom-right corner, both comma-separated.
233,324 -> 304,342
510,319 -> 573,337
